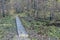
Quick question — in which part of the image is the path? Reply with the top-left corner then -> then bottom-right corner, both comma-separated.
16,16 -> 30,40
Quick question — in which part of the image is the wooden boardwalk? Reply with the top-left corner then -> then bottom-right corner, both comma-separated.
16,16 -> 30,40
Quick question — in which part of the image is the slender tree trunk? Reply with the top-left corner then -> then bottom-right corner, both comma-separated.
2,0 -> 5,17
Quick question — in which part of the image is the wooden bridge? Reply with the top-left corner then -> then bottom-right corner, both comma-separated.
16,16 -> 30,40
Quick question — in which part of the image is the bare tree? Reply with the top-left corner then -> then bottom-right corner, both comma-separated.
1,0 -> 5,17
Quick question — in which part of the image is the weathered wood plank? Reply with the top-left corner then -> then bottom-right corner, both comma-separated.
16,16 -> 30,40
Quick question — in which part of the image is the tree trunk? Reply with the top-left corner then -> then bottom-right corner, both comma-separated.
2,0 -> 5,17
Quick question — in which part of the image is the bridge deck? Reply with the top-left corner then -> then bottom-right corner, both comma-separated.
16,16 -> 30,40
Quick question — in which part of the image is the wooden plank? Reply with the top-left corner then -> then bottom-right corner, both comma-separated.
16,16 -> 30,40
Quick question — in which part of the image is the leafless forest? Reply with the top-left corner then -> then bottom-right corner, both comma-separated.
0,0 -> 60,40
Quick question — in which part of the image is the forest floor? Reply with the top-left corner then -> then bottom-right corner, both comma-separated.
0,16 -> 18,40
18,13 -> 60,40
0,13 -> 60,40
